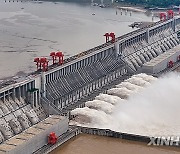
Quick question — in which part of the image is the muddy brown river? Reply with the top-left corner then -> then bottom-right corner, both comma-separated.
50,134 -> 180,154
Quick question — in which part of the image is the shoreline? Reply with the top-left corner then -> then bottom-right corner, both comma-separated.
116,6 -> 146,13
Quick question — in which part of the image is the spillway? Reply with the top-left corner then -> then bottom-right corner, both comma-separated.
133,73 -> 157,82
70,74 -> 157,129
71,107 -> 112,127
85,100 -> 114,114
107,87 -> 134,99
0,15 -> 180,153
70,73 -> 180,136
116,82 -> 142,92
95,94 -> 122,105
125,76 -> 151,87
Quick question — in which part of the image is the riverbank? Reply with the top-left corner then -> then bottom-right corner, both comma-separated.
116,6 -> 146,13
111,2 -> 180,16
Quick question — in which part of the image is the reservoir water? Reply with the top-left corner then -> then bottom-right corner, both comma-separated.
0,1 -> 157,78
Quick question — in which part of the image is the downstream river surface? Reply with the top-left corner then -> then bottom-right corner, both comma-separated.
50,134 -> 180,154
0,1 -> 157,79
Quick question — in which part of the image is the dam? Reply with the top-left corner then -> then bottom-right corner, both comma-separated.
0,14 -> 180,153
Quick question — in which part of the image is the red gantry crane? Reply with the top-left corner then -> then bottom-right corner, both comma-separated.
159,10 -> 174,21
104,32 -> 115,43
167,10 -> 174,19
34,57 -> 49,72
50,51 -> 64,65
56,51 -> 64,65
160,12 -> 167,21
50,52 -> 56,65
34,51 -> 64,72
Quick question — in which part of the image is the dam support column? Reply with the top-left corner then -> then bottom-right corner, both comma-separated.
12,87 -> 15,101
115,42 -> 119,56
18,86 -> 21,101
27,89 -> 40,108
172,17 -> 176,32
41,72 -> 46,97
146,28 -> 149,43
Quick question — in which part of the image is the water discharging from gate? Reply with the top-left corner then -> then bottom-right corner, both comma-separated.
71,73 -> 180,137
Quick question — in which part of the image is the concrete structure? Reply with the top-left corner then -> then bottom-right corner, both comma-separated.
142,45 -> 180,74
79,126 -> 180,147
43,17 -> 180,111
0,115 -> 68,154
0,16 -> 180,150
0,78 -> 47,144
35,126 -> 81,154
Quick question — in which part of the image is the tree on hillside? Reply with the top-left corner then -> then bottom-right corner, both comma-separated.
124,0 -> 180,7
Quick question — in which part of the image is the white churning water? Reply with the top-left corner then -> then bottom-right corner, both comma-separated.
70,73 -> 180,137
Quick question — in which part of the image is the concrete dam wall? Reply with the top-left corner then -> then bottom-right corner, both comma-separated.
0,17 -> 179,145
43,17 -> 180,112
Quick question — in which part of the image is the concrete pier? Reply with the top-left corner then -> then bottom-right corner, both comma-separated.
0,115 -> 68,154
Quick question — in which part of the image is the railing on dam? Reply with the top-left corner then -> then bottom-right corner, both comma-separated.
1,16 -> 180,90
32,17 -> 180,77
60,18 -> 179,64
62,18 -> 177,67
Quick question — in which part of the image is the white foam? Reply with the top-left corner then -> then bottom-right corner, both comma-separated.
85,100 -> 114,114
125,76 -> 151,87
71,107 -> 112,128
133,73 -> 157,82
116,81 -> 143,92
107,87 -> 133,99
95,93 -> 122,105
71,73 -> 180,136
